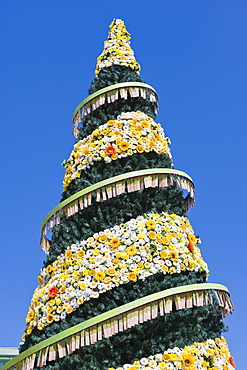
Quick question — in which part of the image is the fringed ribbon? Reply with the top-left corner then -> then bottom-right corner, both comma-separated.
2,283 -> 234,370
72,82 -> 159,136
40,168 -> 195,253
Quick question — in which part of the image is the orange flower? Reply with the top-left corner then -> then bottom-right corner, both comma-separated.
229,356 -> 236,368
161,237 -> 169,245
136,145 -> 144,153
77,250 -> 85,258
99,234 -> 108,242
105,145 -> 116,155
128,272 -> 137,281
106,268 -> 116,276
160,250 -> 169,259
65,250 -> 73,259
107,120 -> 115,126
148,231 -> 157,240
48,286 -> 58,298
188,241 -> 195,252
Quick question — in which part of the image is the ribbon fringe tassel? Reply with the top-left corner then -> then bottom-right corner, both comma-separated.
73,85 -> 158,136
41,172 -> 195,253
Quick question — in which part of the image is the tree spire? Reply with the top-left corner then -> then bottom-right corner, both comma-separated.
95,19 -> 141,75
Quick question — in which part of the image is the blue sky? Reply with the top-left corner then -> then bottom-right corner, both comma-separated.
1,0 -> 246,368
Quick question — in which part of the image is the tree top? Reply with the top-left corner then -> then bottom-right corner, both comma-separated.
95,19 -> 141,76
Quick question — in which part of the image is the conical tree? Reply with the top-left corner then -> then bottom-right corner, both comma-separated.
4,19 -> 236,370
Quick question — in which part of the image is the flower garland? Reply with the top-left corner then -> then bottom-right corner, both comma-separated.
23,212 -> 208,338
95,19 -> 140,75
62,111 -> 172,190
108,337 -> 236,370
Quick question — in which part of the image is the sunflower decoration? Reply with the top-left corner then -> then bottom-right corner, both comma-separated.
182,354 -> 196,369
95,18 -> 141,74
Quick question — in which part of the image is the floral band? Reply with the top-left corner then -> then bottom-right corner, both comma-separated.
24,212 -> 208,338
95,19 -> 140,75
62,111 -> 171,190
108,337 -> 236,370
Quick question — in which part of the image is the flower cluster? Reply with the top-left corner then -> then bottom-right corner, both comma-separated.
95,19 -> 140,74
108,337 -> 236,370
23,212 -> 208,338
62,111 -> 171,190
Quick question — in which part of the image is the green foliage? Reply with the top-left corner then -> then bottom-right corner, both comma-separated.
89,65 -> 142,94
61,152 -> 173,200
21,270 -> 208,350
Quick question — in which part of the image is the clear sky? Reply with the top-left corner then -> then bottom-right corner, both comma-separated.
1,0 -> 246,369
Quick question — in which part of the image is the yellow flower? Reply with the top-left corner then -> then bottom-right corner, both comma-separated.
118,141 -> 130,151
182,354 -> 196,369
26,310 -> 35,323
146,220 -> 156,230
94,271 -> 106,281
65,250 -> 73,259
159,362 -> 166,369
65,306 -> 73,314
46,314 -> 54,324
169,353 -> 177,361
26,326 -> 33,335
169,250 -> 179,261
110,237 -> 120,248
127,246 -> 137,256
37,322 -> 45,330
59,285 -> 66,294
77,297 -> 84,305
79,283 -> 87,290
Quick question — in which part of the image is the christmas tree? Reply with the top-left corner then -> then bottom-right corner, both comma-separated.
4,19 -> 236,370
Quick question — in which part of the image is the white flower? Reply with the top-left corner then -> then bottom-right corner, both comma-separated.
154,354 -> 163,362
140,358 -> 149,366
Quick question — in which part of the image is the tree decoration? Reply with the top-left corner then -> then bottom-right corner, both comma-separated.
3,18 -> 236,370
